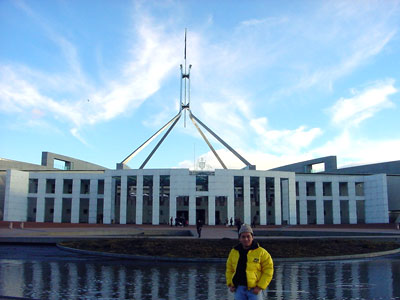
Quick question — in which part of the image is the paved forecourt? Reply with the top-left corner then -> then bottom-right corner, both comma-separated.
1,221 -> 400,243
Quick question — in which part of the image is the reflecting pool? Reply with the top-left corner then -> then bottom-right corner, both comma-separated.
0,245 -> 399,300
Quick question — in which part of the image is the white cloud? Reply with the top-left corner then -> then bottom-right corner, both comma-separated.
270,1 -> 398,95
330,80 -> 397,127
70,128 -> 88,146
296,28 -> 397,92
181,147 -> 319,171
0,4 -> 183,141
14,0 -> 89,89
311,130 -> 400,168
240,17 -> 288,28
250,117 -> 322,154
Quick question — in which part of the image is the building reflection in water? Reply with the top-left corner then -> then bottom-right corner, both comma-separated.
1,257 -> 400,299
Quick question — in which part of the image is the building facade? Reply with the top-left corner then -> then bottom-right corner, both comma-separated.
1,154 -> 390,225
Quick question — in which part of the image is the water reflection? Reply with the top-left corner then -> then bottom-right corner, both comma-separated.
0,246 -> 400,300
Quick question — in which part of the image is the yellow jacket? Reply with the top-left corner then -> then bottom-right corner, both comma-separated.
226,242 -> 274,290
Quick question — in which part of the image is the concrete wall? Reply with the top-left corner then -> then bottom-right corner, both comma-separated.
387,175 -> 400,211
4,170 -> 29,221
364,174 -> 389,223
41,152 -> 107,171
328,161 -> 400,175
270,156 -> 337,173
296,173 -> 373,225
0,158 -> 55,171
1,152 -> 107,172
0,172 -> 5,220
0,153 -> 107,221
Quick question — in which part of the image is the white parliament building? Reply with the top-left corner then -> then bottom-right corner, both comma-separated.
1,39 -> 399,227
1,152 -> 399,226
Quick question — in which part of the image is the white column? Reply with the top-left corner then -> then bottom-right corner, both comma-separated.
136,175 -> 143,225
169,173 -> 177,221
348,180 -> 357,224
152,175 -> 160,225
332,181 -> 340,224
208,195 -> 215,225
243,176 -> 251,224
274,177 -> 282,225
36,178 -> 46,222
88,179 -> 98,224
316,181 -> 324,224
120,175 -> 128,224
299,181 -> 307,224
71,178 -> 80,223
53,177 -> 63,223
169,194 -> 177,222
259,177 -> 267,225
287,174 -> 297,225
227,176 -> 235,222
103,175 -> 113,224
189,195 -> 196,225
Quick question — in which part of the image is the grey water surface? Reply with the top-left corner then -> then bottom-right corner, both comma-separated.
0,245 -> 399,300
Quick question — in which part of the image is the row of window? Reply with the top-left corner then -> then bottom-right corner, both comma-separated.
28,177 -> 364,198
29,179 -> 105,195
296,181 -> 364,197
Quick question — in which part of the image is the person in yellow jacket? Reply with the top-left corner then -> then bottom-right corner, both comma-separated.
226,224 -> 274,300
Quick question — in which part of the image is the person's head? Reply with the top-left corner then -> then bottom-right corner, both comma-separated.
238,224 -> 254,249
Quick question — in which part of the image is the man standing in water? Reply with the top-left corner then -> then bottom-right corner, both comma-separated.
226,224 -> 274,300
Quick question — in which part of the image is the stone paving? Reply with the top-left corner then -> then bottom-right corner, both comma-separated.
0,221 -> 399,243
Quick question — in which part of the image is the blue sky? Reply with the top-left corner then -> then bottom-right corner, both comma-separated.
1,0 -> 400,171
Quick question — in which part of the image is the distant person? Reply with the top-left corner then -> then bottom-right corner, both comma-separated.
230,217 -> 233,227
395,216 -> 400,230
226,224 -> 274,299
170,217 -> 173,227
236,218 -> 242,233
196,219 -> 203,238
252,215 -> 257,228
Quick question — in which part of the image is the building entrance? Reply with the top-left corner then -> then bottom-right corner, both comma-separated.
196,209 -> 206,224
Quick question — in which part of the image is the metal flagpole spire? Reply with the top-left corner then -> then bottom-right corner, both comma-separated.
181,28 -> 191,127
118,29 -> 255,170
